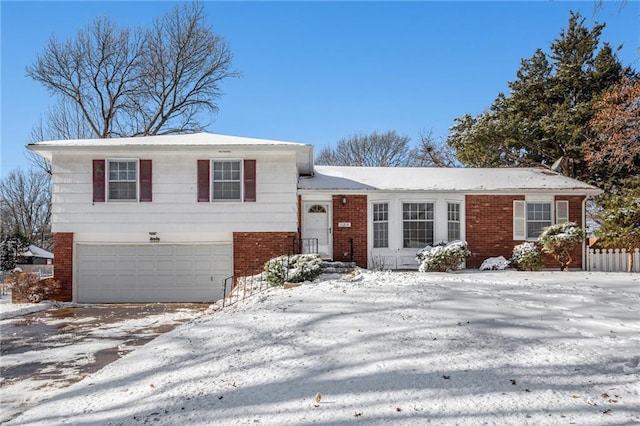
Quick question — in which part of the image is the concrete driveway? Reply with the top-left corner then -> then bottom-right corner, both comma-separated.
0,303 -> 210,423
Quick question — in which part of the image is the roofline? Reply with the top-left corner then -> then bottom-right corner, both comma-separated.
296,188 -> 603,196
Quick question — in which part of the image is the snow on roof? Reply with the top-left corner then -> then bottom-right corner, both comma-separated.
20,245 -> 54,259
299,166 -> 601,194
27,132 -> 310,148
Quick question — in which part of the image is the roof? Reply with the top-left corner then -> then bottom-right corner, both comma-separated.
298,166 -> 602,194
27,132 -> 315,175
20,245 -> 54,259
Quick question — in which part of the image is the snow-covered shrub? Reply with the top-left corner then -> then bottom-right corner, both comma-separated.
416,241 -> 471,272
538,222 -> 585,271
510,242 -> 543,271
7,271 -> 61,303
264,254 -> 322,286
479,256 -> 510,271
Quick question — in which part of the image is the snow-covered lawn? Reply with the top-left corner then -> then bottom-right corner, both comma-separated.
6,270 -> 640,425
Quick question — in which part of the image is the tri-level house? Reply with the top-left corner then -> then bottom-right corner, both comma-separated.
28,133 -> 601,303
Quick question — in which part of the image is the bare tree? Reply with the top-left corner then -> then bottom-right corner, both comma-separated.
316,131 -> 414,167
411,129 -> 459,167
26,1 -> 238,140
0,169 -> 52,249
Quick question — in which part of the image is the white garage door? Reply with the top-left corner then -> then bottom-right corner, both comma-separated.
77,244 -> 232,303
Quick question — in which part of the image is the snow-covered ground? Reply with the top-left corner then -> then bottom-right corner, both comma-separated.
5,270 -> 640,425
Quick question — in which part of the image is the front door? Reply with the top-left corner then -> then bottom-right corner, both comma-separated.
302,203 -> 332,258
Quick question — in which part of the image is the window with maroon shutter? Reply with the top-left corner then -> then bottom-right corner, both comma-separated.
197,160 -> 210,202
139,160 -> 152,202
244,159 -> 256,202
92,160 -> 106,202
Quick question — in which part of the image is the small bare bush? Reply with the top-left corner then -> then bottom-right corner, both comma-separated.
6,271 -> 61,303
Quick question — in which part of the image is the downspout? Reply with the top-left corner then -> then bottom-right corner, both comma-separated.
582,196 -> 587,271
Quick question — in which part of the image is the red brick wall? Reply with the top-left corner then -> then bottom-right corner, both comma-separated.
233,232 -> 299,277
332,195 -> 368,268
465,195 -> 586,269
52,232 -> 73,302
466,195 -> 523,268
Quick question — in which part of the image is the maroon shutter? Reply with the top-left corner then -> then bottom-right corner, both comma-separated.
244,159 -> 256,202
139,160 -> 152,202
92,160 -> 106,202
197,160 -> 210,202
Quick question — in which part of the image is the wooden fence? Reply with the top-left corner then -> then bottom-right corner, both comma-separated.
586,248 -> 640,273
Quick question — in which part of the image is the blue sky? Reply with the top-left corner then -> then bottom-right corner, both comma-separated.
1,1 -> 638,178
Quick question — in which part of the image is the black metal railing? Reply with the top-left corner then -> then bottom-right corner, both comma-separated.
221,271 -> 270,308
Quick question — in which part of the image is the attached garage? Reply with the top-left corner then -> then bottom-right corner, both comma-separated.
76,244 -> 232,303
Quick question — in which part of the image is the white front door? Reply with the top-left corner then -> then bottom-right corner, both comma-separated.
302,203 -> 332,258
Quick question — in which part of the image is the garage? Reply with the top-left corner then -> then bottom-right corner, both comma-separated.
76,244 -> 232,303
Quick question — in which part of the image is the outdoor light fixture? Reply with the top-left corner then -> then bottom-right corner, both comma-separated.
341,196 -> 347,205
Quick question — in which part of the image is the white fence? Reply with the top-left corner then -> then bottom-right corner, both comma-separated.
586,248 -> 640,273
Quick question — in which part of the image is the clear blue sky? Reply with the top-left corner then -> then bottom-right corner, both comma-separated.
1,1 -> 638,178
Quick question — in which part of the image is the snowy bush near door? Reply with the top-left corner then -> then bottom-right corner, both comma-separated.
479,256 -> 510,271
264,254 -> 322,286
416,241 -> 471,272
511,242 -> 544,271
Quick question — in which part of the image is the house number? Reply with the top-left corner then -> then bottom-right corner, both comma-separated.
338,222 -> 351,228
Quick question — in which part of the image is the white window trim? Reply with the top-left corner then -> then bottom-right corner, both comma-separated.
400,199 -> 436,249
556,200 -> 569,223
211,159 -> 243,203
372,202 -> 389,249
514,197 -> 557,241
446,201 -> 462,242
106,158 -> 139,202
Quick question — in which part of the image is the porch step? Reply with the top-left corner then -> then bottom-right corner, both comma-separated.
320,261 -> 357,274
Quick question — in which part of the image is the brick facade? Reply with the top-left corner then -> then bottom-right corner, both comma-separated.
52,232 -> 73,302
233,232 -> 299,278
332,195 -> 368,268
466,195 -> 585,269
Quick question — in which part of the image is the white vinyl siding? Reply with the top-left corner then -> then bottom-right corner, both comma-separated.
50,152 -> 299,234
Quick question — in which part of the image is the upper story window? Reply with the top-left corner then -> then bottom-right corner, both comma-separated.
197,159 -> 256,203
447,202 -> 461,241
108,160 -> 138,201
373,203 -> 389,248
403,202 -> 434,249
212,160 -> 241,201
93,159 -> 152,203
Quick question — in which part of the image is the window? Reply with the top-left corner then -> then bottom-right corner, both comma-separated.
447,202 -> 461,241
526,202 -> 551,238
108,160 -> 137,201
197,159 -> 256,203
212,160 -> 241,201
309,205 -> 327,213
373,203 -> 388,248
403,202 -> 434,248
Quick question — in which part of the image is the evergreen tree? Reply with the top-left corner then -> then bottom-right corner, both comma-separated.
0,230 -> 30,272
447,11 -> 628,182
595,179 -> 640,273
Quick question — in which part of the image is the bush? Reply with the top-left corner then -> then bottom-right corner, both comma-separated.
6,271 -> 61,303
539,222 -> 584,271
479,256 -> 510,271
511,242 -> 543,271
264,254 -> 322,286
416,241 -> 471,272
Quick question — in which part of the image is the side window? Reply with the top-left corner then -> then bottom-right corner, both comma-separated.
526,202 -> 551,239
372,203 -> 389,248
447,202 -> 461,241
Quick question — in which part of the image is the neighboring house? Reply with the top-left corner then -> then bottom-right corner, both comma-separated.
17,245 -> 54,265
28,133 -> 601,303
